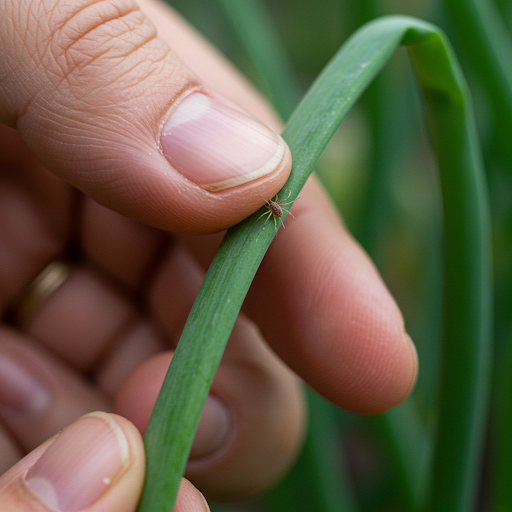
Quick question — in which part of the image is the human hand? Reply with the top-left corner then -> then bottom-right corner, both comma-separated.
0,0 -> 418,510
0,411 -> 210,512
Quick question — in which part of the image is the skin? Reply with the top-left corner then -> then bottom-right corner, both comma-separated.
0,0 -> 418,510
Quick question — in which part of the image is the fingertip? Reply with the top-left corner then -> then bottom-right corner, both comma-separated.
71,89 -> 292,234
296,305 -> 418,416
0,412 -> 145,512
315,287 -> 418,415
401,333 -> 419,403
246,177 -> 418,415
344,332 -> 419,416
157,119 -> 292,234
174,478 -> 211,512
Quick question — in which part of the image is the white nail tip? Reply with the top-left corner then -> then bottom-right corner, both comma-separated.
199,132 -> 285,191
25,475 -> 60,510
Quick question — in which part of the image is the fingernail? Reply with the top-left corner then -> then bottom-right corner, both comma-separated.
404,333 -> 419,394
0,353 -> 51,418
161,93 -> 285,191
189,395 -> 230,460
24,412 -> 130,512
199,489 -> 211,511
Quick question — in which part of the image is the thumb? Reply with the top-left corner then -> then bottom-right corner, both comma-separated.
0,411 -> 210,512
0,0 -> 291,233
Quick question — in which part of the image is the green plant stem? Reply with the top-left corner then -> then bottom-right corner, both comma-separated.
370,400 -> 431,510
264,389 -> 358,512
407,27 -> 492,512
214,0 -> 301,120
492,330 -> 512,510
441,0 -> 512,172
300,390 -> 358,512
136,16 -> 491,512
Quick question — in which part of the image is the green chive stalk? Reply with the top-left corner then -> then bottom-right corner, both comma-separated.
136,16 -> 491,512
441,0 -> 512,172
214,0 -> 302,121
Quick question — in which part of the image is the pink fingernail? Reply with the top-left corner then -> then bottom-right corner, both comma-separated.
161,93 -> 285,191
24,412 -> 130,512
0,353 -> 50,418
189,395 -> 230,460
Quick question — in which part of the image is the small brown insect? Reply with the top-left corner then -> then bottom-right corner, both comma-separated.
258,190 -> 296,231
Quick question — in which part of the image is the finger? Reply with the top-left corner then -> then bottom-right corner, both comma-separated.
0,125 -> 71,311
148,242 -> 204,343
244,178 -> 418,415
22,266 -> 137,370
81,197 -> 166,292
0,423 -> 22,476
186,317 -> 305,501
94,319 -> 166,398
116,316 -> 305,501
0,328 -> 109,452
0,412 -> 210,512
6,197 -> 169,408
0,412 -> 145,512
139,0 -> 282,127
16,260 -> 169,389
0,0 -> 291,234
137,1 -> 418,413
172,178 -> 417,415
84,213 -> 303,498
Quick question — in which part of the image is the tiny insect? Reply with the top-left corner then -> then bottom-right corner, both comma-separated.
258,190 -> 297,232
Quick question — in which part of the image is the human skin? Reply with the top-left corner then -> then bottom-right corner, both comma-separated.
0,0 -> 418,510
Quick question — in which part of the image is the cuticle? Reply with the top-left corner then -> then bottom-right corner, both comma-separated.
186,395 -> 236,471
157,83 -> 207,154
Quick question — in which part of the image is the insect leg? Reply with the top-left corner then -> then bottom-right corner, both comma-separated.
282,207 -> 296,220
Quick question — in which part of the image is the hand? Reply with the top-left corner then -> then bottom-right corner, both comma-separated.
0,411 -> 210,512
0,0 -> 418,510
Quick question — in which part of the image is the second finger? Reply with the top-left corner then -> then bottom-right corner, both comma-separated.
0,327 -> 109,452
116,315 -> 306,501
244,178 -> 418,414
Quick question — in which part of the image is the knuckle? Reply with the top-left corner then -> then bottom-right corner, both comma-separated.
3,0 -> 177,125
43,0 -> 168,91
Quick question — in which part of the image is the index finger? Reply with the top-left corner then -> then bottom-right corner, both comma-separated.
244,177 -> 418,414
